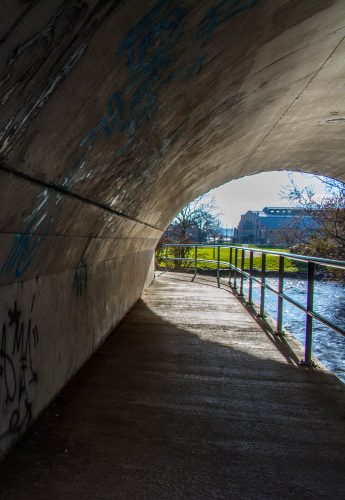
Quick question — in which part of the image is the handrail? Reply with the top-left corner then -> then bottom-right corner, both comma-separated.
161,243 -> 345,367
163,243 -> 345,270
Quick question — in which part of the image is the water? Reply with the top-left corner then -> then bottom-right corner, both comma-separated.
241,276 -> 345,383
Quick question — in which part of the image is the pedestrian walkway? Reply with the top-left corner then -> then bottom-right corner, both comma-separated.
0,272 -> 344,499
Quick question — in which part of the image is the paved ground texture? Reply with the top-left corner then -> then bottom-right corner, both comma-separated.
1,272 -> 345,499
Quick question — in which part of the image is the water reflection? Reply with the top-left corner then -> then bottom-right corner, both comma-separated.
242,277 -> 345,383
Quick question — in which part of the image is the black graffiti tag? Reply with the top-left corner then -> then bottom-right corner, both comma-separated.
0,301 -> 39,440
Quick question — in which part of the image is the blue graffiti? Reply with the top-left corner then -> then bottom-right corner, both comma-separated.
63,1 -> 188,190
198,0 -> 258,43
2,232 -> 44,280
117,0 -> 186,81
2,190 -> 60,279
79,91 -> 126,153
1,0 -> 259,279
75,0 -> 259,169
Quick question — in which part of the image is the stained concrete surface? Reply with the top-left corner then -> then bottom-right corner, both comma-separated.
0,272 -> 344,499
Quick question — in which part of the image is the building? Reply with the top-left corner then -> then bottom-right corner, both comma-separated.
234,207 -> 318,245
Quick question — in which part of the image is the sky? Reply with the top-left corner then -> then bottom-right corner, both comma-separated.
207,171 -> 328,228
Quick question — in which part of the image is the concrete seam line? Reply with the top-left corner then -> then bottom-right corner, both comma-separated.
0,232 -> 158,240
0,163 -> 163,232
251,25 -> 345,77
245,34 -> 345,163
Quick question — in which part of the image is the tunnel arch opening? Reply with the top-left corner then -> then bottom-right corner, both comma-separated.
1,0 -> 345,458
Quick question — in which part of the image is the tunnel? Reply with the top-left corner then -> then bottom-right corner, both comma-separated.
0,0 -> 345,456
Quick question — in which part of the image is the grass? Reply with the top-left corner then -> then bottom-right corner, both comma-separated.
159,246 -> 307,273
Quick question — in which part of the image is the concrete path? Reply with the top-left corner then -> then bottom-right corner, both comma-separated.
0,272 -> 345,499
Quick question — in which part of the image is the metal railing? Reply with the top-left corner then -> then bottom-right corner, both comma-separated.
162,243 -> 345,366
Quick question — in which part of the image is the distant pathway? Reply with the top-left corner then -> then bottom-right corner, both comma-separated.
0,272 -> 344,499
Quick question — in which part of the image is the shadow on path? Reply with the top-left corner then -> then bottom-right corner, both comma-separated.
0,274 -> 344,499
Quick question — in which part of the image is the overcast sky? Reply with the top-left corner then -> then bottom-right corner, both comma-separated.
207,171 -> 327,228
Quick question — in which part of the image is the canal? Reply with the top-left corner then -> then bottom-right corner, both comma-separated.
245,276 -> 345,383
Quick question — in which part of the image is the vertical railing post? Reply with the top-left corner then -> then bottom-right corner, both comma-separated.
192,245 -> 198,282
229,247 -> 233,287
276,256 -> 284,334
240,248 -> 245,296
234,248 -> 238,292
259,253 -> 266,317
304,261 -> 315,365
165,246 -> 168,272
217,245 -> 220,287
248,250 -> 253,305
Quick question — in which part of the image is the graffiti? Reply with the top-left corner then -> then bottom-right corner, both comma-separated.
1,189 -> 61,279
73,257 -> 88,296
64,0 -> 187,190
1,0 -> 260,279
197,0 -> 259,43
0,300 -> 39,440
0,0 -> 125,154
117,0 -> 186,82
66,0 -> 260,187
73,234 -> 91,297
0,1 -> 89,151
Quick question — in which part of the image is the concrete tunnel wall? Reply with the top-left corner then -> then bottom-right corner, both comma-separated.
0,0 -> 344,456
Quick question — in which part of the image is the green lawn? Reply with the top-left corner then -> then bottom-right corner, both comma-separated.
160,246 -> 306,273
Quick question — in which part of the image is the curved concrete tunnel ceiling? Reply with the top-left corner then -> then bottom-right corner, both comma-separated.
1,0 -> 345,230
0,0 -> 344,455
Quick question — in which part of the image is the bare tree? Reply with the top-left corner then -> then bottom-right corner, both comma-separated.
156,194 -> 222,270
170,194 -> 221,243
281,174 -> 345,260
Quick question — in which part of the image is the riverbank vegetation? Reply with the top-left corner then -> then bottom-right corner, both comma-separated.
281,175 -> 345,281
282,176 -> 345,259
156,246 -> 305,273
